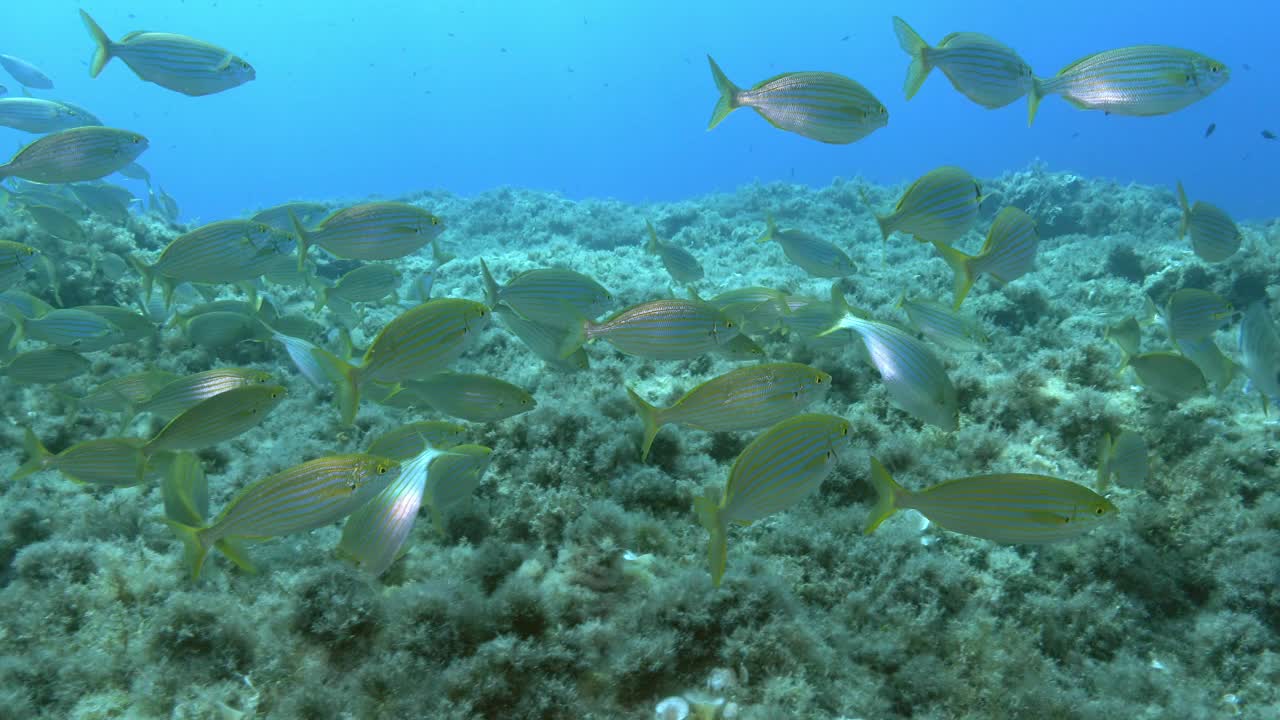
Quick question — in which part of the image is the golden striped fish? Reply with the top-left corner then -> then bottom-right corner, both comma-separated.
1239,304 -> 1280,415
626,362 -> 831,460
757,215 -> 857,278
645,220 -> 704,285
707,56 -> 888,144
0,98 -> 93,134
386,373 -> 535,423
1162,288 -> 1232,344
1176,181 -> 1240,263
870,166 -> 982,245
695,414 -> 850,586
1,348 -> 90,384
1123,351 -> 1207,403
559,298 -> 739,361
292,201 -> 444,267
366,421 -> 466,460
313,263 -> 401,312
167,454 -> 398,579
80,10 -> 255,97
132,368 -> 274,424
893,17 -> 1034,111
866,457 -> 1117,543
142,384 -> 286,455
1029,45 -> 1228,125
930,206 -> 1039,309
131,220 -> 290,305
0,126 -> 147,183
481,260 -> 613,329
14,428 -> 151,487
1097,430 -> 1148,491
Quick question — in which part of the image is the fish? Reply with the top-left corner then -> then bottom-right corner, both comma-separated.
1104,316 -> 1141,361
0,241 -> 40,291
1176,335 -> 1234,392
645,220 -> 704,284
142,384 -> 287,455
1204,123 -> 1216,138
313,264 -> 400,312
132,368 -> 275,423
14,308 -> 127,352
117,162 -> 151,183
494,305 -> 590,371
14,429 -> 151,487
559,298 -> 739,361
0,127 -> 148,184
757,215 -> 856,277
291,202 -> 444,267
158,452 -> 209,527
386,373 -> 536,423
1124,351 -> 1207,403
1264,130 -> 1277,140
892,17 -> 1035,111
25,205 -> 86,243
78,305 -> 155,344
822,288 -> 959,430
0,289 -> 53,321
71,183 -> 134,224
130,220 -> 290,305
626,362 -> 832,460
167,454 -> 399,579
708,287 -> 791,333
0,98 -> 94,133
179,310 -> 266,349
896,295 -> 989,352
869,166 -> 982,245
366,421 -> 466,460
1238,304 -> 1280,415
715,332 -> 765,361
1175,181 -> 1241,263
0,54 -> 54,89
694,414 -> 850,586
252,201 -> 329,232
67,370 -> 179,416
1029,45 -> 1229,124
80,10 -> 256,97
1097,431 -> 1149,490
1162,288 -> 1232,344
0,348 -> 91,384
930,206 -> 1039,309
316,299 -> 492,424
865,457 -> 1117,543
706,55 -> 888,144
480,259 -> 613,329
337,445 -> 454,574
150,185 -> 180,222
421,445 -> 494,534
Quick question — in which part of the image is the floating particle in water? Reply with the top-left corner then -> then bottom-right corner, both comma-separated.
1204,122 -> 1216,137
1263,129 -> 1276,140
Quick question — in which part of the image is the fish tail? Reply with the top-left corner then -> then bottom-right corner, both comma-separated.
479,258 -> 501,308
430,239 -> 455,269
214,539 -> 257,574
644,220 -> 660,255
1026,76 -> 1045,127
312,284 -> 329,313
79,10 -> 115,78
1175,180 -> 1190,239
892,16 -> 931,100
930,239 -> 977,309
164,520 -> 212,580
127,253 -> 156,304
865,456 -> 905,534
693,488 -> 728,587
12,427 -> 52,481
314,344 -> 362,424
557,313 -> 590,360
625,386 -> 665,461
287,208 -> 312,273
756,214 -> 777,243
706,55 -> 740,130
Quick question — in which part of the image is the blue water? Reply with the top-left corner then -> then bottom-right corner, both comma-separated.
4,1 -> 1277,220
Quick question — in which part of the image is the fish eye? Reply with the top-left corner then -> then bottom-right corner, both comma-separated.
431,217 -> 441,226
814,375 -> 823,383
377,464 -> 388,474
1095,507 -> 1105,515
841,425 -> 849,436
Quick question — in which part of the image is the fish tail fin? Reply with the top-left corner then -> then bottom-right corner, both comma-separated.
756,214 -> 777,243
1096,433 -> 1114,493
80,10 -> 114,78
693,487 -> 728,587
213,539 -> 257,574
892,16 -> 931,100
865,456 -> 905,534
312,284 -> 328,314
644,219 -> 660,255
164,520 -> 212,580
287,209 -> 312,272
930,240 -> 976,309
625,386 -> 664,461
706,55 -> 740,130
816,283 -> 861,337
430,239 -> 455,269
1175,180 -> 1190,239
479,258 -> 500,308
1027,76 -> 1045,127
316,345 -> 361,425
557,313 -> 590,360
127,253 -> 157,304
12,427 -> 52,481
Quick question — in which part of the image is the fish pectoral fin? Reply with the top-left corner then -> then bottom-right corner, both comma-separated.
1025,510 -> 1071,526
213,54 -> 234,71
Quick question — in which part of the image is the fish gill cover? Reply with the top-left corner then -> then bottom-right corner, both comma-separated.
0,2 -> 1277,719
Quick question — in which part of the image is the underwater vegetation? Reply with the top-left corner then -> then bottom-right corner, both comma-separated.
0,7 -> 1277,720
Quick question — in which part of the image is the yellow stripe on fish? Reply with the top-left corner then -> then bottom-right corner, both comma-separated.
142,384 -> 286,455
870,166 -> 982,245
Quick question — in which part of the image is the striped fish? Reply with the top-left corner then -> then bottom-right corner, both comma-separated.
1125,351 -> 1207,403
896,295 -> 989,352
0,98 -> 94,133
338,445 -> 447,575
494,305 -> 590,371
26,205 -> 86,243
870,166 -> 982,245
1163,288 -> 1232,343
73,371 -> 179,415
560,298 -> 739,361
167,454 -> 399,579
1104,316 -> 1141,361
645,220 -> 704,284
709,287 -> 791,334
252,201 -> 329,232
142,384 -> 286,454
823,288 -> 959,430
321,299 -> 491,424
1,348 -> 91,384
893,17 -> 1034,111
694,414 -> 850,586
1176,181 -> 1241,263
0,290 -> 53,321
1097,431 -> 1148,490
707,56 -> 888,144
866,457 -> 1117,543
931,206 -> 1039,308
1238,304 -> 1280,415
132,220 -> 290,304
79,305 -> 155,343
158,452 -> 209,527
757,215 -> 856,278
314,263 -> 400,311
387,373 -> 535,423
366,421 -> 466,460
0,54 -> 53,89
72,183 -> 133,223
0,127 -> 148,184
1029,45 -> 1228,124
293,202 -> 444,266
0,242 -> 39,292
626,362 -> 831,460
134,368 -> 274,422
80,10 -> 255,97
181,310 -> 263,348
17,308 -> 126,351
422,445 -> 493,534
1176,335 -> 1234,392
14,428 -> 150,487
715,333 -> 765,361
481,259 -> 612,329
